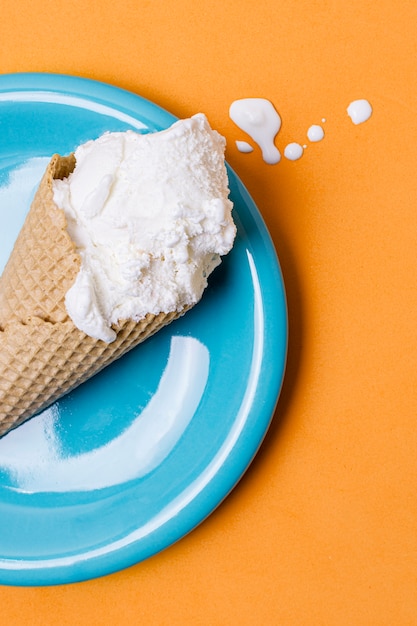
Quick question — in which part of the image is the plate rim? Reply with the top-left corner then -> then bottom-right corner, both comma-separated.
0,72 -> 288,586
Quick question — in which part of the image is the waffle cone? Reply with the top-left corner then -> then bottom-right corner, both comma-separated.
0,155 -> 187,437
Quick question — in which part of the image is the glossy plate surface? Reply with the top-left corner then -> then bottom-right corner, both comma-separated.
0,73 -> 287,586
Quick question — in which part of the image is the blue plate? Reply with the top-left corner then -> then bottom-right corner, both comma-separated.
0,73 -> 287,586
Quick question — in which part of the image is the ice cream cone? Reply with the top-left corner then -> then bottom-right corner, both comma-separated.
0,155 -> 187,437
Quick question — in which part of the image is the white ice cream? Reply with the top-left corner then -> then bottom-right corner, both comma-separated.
52,114 -> 236,342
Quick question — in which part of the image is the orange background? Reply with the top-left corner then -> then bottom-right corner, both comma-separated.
1,0 -> 417,623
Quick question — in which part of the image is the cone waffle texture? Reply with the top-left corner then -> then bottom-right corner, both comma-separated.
0,155 -> 187,437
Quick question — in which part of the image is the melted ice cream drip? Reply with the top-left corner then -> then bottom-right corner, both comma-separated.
235,140 -> 254,153
347,99 -> 373,124
229,98 -> 281,164
284,143 -> 304,161
307,124 -> 325,142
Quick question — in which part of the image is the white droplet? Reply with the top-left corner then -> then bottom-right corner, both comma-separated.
347,99 -> 373,125
235,140 -> 254,153
284,143 -> 304,161
229,98 -> 282,164
307,124 -> 325,142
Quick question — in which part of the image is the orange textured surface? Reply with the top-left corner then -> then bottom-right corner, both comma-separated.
1,0 -> 417,623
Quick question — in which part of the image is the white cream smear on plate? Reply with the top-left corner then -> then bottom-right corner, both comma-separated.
52,114 -> 236,343
229,98 -> 282,164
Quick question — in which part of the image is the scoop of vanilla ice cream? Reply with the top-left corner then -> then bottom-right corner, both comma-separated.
52,114 -> 236,342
